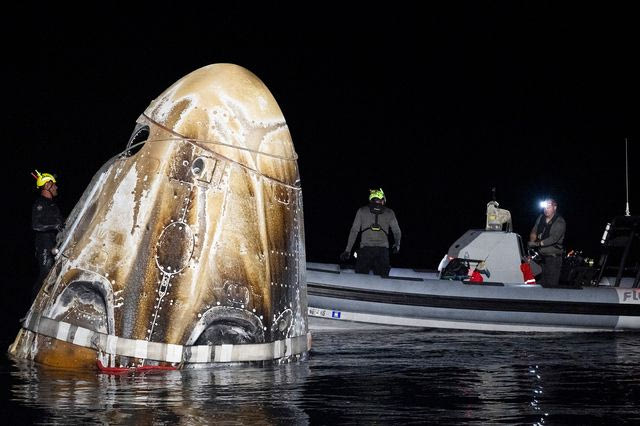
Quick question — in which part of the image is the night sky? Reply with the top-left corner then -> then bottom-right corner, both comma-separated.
3,4 -> 638,320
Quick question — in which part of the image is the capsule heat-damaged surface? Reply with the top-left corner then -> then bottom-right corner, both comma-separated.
9,64 -> 310,370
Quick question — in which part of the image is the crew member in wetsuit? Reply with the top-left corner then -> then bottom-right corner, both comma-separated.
31,170 -> 63,299
340,188 -> 401,277
528,198 -> 566,287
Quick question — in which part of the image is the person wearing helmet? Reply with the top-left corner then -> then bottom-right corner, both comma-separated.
31,170 -> 64,299
340,188 -> 401,277
528,198 -> 566,287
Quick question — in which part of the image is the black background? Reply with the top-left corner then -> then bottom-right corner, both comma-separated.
2,3 -> 638,331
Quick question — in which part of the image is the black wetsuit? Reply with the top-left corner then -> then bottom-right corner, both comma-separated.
32,195 -> 63,297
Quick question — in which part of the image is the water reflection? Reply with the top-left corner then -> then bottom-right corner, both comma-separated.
528,364 -> 548,425
5,330 -> 640,424
10,359 -> 311,425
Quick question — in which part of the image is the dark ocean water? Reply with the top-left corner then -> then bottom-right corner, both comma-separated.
1,329 -> 639,425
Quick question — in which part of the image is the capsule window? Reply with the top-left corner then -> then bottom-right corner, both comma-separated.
125,124 -> 150,157
191,157 -> 205,176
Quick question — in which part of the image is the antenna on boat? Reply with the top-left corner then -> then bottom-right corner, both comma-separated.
625,137 -> 631,216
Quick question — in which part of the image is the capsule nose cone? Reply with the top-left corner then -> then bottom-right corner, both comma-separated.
144,63 -> 299,185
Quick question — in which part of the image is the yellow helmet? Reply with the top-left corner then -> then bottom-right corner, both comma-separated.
369,188 -> 385,202
32,170 -> 57,188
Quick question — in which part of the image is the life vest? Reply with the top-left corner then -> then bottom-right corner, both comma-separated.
368,205 -> 388,235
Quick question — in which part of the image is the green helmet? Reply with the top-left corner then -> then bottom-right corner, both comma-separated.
369,188 -> 385,202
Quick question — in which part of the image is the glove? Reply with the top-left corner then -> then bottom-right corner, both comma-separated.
339,251 -> 350,261
392,244 -> 400,254
527,241 -> 540,248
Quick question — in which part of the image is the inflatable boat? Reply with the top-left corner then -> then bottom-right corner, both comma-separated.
307,214 -> 640,332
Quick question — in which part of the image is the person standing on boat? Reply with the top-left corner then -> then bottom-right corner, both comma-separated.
528,198 -> 566,287
340,188 -> 401,278
31,170 -> 64,300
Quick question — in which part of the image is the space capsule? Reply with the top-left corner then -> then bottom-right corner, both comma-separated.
9,64 -> 310,370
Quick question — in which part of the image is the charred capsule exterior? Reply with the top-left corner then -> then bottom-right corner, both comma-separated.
10,64 -> 310,369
